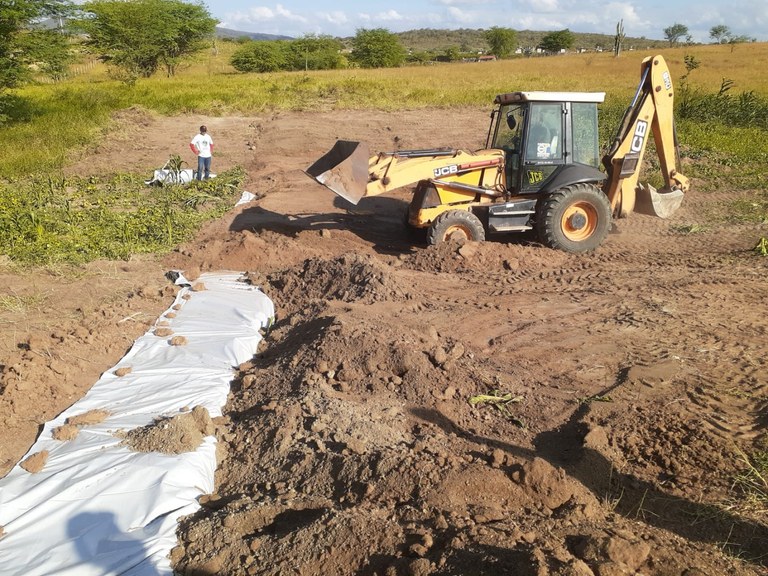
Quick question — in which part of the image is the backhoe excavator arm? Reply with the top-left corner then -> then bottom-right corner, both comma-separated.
305,140 -> 504,205
602,55 -> 689,218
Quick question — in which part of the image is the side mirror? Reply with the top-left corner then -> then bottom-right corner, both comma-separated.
506,113 -> 517,130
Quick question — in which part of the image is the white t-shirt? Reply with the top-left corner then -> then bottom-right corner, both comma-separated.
191,133 -> 213,158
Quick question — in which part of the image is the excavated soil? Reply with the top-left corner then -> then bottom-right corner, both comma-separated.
1,107 -> 767,576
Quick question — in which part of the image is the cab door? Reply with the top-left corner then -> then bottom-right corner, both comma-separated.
521,102 -> 565,193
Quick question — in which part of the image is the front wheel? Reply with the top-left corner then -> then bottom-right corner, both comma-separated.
427,210 -> 485,245
536,184 -> 611,253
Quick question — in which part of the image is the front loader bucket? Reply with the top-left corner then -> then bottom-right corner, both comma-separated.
634,183 -> 685,219
305,140 -> 370,205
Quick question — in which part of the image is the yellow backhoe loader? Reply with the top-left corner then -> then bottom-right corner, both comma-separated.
305,54 -> 689,253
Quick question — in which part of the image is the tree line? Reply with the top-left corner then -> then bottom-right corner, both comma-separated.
230,27 -> 582,72
663,23 -> 755,47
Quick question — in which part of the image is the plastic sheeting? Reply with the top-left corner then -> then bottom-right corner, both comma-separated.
144,169 -> 217,186
0,272 -> 274,576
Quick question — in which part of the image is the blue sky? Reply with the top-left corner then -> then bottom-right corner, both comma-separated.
205,0 -> 767,43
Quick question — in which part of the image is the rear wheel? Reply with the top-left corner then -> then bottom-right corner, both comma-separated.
427,210 -> 485,245
536,184 -> 611,253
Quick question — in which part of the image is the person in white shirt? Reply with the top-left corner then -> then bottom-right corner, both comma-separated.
189,125 -> 214,180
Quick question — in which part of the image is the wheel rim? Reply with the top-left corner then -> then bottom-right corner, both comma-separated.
443,224 -> 472,242
561,201 -> 598,242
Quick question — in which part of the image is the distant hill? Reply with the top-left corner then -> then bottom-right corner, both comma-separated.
215,27 -> 292,41
34,18 -> 292,42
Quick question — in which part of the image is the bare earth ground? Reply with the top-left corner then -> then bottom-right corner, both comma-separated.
1,107 -> 767,576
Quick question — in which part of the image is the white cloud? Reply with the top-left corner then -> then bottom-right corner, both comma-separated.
446,6 -> 477,24
376,10 -> 406,22
684,0 -> 766,40
222,3 -> 311,36
522,0 -> 560,13
316,11 -> 350,26
437,0 -> 495,4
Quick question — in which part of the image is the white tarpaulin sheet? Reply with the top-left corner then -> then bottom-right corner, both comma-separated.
144,169 -> 217,186
0,272 -> 274,575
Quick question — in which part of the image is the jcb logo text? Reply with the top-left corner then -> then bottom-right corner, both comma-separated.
630,120 -> 648,153
433,165 -> 458,178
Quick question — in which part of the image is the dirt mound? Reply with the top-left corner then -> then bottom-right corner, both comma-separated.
247,252 -> 408,317
119,406 -> 214,455
20,450 -> 49,474
175,300 -> 607,575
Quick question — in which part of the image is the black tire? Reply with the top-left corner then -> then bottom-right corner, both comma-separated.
427,210 -> 486,245
536,183 -> 611,253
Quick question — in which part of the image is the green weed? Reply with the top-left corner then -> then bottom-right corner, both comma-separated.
577,393 -> 613,405
671,223 -> 707,234
469,389 -> 525,427
722,196 -> 768,225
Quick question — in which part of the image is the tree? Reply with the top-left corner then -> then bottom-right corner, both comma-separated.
350,28 -> 405,68
540,29 -> 575,53
17,28 -> 72,81
406,50 -> 433,65
484,26 -> 517,58
709,25 -> 731,44
443,47 -> 460,62
729,35 -> 754,45
663,23 -> 689,46
0,0 -> 72,91
78,0 -> 217,80
230,41 -> 288,73
614,19 -> 626,57
288,34 -> 346,71
728,34 -> 754,51
230,36 -> 346,73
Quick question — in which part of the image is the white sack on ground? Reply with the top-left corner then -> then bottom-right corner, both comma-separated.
0,272 -> 274,576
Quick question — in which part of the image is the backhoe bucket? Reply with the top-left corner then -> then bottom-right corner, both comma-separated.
634,184 -> 685,219
305,140 -> 370,205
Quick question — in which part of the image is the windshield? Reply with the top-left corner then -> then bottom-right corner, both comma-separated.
491,104 -> 526,150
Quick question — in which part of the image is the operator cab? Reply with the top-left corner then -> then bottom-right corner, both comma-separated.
488,91 -> 605,196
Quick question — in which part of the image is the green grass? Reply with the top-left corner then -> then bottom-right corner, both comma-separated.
0,167 -> 244,265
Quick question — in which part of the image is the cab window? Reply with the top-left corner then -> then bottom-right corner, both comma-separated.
492,104 -> 524,151
571,102 -> 599,167
526,103 -> 562,161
